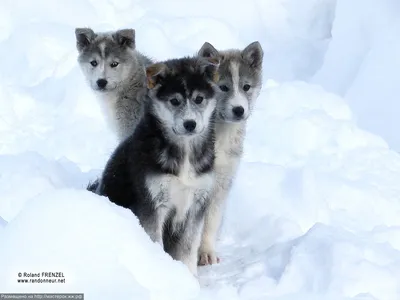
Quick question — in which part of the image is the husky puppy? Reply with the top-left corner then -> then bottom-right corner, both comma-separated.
196,41 -> 264,265
75,27 -> 153,141
95,56 -> 221,275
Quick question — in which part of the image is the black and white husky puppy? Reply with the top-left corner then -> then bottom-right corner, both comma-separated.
95,56 -> 221,275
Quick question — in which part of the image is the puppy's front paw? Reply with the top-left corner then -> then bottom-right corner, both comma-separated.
198,250 -> 220,266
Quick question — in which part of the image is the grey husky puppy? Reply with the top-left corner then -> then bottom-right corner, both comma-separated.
75,27 -> 153,141
197,41 -> 264,265
95,56 -> 221,275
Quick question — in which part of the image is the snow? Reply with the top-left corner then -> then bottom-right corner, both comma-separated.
0,0 -> 399,299
0,189 -> 199,299
312,0 -> 400,150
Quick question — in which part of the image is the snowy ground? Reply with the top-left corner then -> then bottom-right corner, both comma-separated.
1,0 -> 400,299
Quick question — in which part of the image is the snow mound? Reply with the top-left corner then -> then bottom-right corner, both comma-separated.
0,189 -> 199,300
312,0 -> 400,150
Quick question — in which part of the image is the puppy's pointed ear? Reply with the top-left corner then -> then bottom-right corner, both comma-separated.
198,56 -> 220,83
146,63 -> 167,89
113,29 -> 135,49
198,42 -> 220,59
241,41 -> 263,69
75,28 -> 96,52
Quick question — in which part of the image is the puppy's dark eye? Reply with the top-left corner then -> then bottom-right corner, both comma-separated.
110,62 -> 119,68
170,98 -> 180,106
90,60 -> 98,67
243,84 -> 251,91
194,96 -> 204,104
219,85 -> 229,92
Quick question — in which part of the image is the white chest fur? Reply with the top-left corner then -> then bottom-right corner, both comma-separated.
146,152 -> 214,224
97,92 -> 119,134
215,121 -> 245,170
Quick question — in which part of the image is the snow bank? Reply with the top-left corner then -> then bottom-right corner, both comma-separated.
1,0 -> 400,299
0,189 -> 199,299
0,152 -> 86,222
217,84 -> 400,299
312,0 -> 400,151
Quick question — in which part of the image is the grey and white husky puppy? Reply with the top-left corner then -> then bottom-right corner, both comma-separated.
196,41 -> 264,265
94,56 -> 221,275
75,27 -> 153,141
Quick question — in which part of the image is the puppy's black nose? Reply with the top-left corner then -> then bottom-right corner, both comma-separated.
96,79 -> 108,89
232,106 -> 244,117
183,120 -> 197,132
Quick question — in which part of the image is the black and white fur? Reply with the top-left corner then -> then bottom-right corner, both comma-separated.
197,41 -> 264,265
75,27 -> 153,141
95,56 -> 221,275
